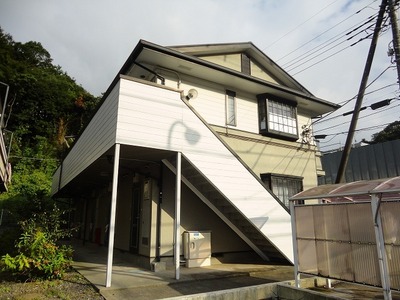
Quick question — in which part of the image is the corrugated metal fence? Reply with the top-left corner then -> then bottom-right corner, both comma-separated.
294,201 -> 400,290
319,139 -> 400,184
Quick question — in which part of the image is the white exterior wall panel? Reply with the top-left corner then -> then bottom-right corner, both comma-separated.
183,87 -> 226,127
179,82 -> 310,141
52,166 -> 61,194
54,82 -> 120,192
117,78 -> 293,262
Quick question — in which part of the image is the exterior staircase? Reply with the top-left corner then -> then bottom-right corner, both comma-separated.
163,155 -> 290,263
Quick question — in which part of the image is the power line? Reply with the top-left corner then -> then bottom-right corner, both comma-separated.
315,100 -> 400,133
318,121 -> 395,149
277,0 -> 379,62
291,33 -> 373,75
263,0 -> 342,51
283,13 -> 378,70
312,83 -> 398,124
312,64 -> 395,126
9,155 -> 60,161
290,17 -> 392,75
317,102 -> 400,150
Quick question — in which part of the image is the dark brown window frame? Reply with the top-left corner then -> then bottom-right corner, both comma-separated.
257,94 -> 298,141
261,173 -> 304,207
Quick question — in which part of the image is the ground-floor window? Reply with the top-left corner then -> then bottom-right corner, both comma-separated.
261,173 -> 303,207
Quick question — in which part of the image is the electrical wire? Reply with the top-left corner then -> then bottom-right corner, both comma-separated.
263,0 -> 342,51
290,16 -> 391,75
318,121 -> 394,149
283,13 -> 378,70
9,155 -> 60,161
311,64 -> 395,126
311,83 -> 398,125
316,100 -> 400,133
291,34 -> 372,75
277,0 -> 379,62
288,14 -> 390,75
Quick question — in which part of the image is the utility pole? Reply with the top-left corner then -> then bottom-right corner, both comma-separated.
388,0 -> 400,86
335,0 -> 388,183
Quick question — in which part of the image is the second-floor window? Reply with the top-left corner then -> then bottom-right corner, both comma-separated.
226,90 -> 236,126
257,94 -> 298,140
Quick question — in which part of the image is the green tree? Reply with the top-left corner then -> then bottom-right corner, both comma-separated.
0,27 -> 100,274
0,26 -> 100,205
0,26 -> 100,161
372,120 -> 400,143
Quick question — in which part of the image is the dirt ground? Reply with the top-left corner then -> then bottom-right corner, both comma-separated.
0,269 -> 104,300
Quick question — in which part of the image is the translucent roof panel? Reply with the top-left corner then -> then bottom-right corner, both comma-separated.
330,178 -> 387,195
290,176 -> 400,202
290,184 -> 340,200
373,176 -> 400,193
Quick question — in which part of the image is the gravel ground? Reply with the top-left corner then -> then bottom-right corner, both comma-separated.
0,269 -> 104,300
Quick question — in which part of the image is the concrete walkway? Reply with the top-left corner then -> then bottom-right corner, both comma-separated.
70,240 -> 294,299
70,241 -> 400,300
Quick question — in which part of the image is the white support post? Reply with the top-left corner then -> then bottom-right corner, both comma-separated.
174,152 -> 182,280
106,144 -> 121,288
371,194 -> 392,300
289,200 -> 300,288
326,279 -> 332,289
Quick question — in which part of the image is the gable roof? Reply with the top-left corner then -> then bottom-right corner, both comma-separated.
106,40 -> 339,116
169,42 -> 313,95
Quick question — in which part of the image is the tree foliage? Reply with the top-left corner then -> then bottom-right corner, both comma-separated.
0,26 -> 100,161
1,205 -> 74,280
372,120 -> 400,143
0,27 -> 100,278
0,26 -> 100,197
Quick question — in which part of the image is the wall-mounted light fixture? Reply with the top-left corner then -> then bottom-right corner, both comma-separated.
185,89 -> 198,100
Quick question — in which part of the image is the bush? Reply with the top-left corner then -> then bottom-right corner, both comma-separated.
0,205 -> 75,280
0,227 -> 21,256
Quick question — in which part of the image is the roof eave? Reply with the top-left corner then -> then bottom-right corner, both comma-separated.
131,40 -> 339,113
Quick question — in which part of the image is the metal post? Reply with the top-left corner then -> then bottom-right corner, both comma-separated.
289,200 -> 300,287
335,0 -> 388,183
326,278 -> 332,289
0,82 -> 9,129
388,0 -> 400,87
371,194 -> 392,300
174,152 -> 182,280
106,144 -> 121,288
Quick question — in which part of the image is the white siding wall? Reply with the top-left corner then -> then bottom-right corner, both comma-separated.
173,80 -> 260,133
117,78 -> 293,262
53,82 -> 120,192
52,167 -> 61,194
165,78 -> 310,141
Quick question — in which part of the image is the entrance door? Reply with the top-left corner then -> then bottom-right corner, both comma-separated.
130,184 -> 141,253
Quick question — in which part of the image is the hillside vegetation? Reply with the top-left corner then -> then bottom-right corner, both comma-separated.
0,27 -> 100,288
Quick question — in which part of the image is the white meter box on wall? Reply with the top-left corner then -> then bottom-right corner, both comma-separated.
183,231 -> 211,268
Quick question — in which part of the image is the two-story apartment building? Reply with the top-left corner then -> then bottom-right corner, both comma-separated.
51,40 -> 339,282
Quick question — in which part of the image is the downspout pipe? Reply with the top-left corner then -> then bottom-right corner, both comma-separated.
135,62 -> 165,85
155,66 -> 182,89
155,162 -> 163,262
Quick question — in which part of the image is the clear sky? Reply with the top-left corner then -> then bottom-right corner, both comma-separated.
0,0 -> 398,151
